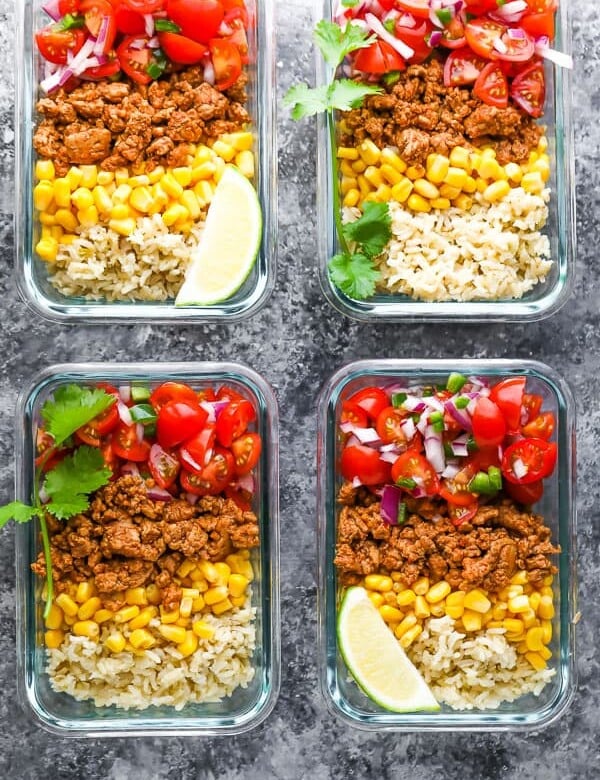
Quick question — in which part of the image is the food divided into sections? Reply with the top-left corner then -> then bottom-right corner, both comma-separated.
32,0 -> 259,303
333,373 -> 561,712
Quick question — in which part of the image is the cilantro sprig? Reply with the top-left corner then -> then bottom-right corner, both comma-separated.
283,20 -> 392,300
1,385 -> 115,618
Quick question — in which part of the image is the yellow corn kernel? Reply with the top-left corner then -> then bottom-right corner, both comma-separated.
190,573 -> 209,590
378,147 -> 404,173
111,605 -> 139,625
77,596 -> 102,621
159,172 -> 183,199
104,632 -> 126,653
356,174 -> 372,198
462,610 -> 483,632
64,167 -> 82,190
169,167 -> 191,188
430,197 -> 451,210
45,629 -> 65,649
162,204 -> 189,226
129,628 -> 156,650
340,176 -> 357,196
339,160 -> 355,178
527,592 -> 541,613
93,170 -> 112,186
73,620 -> 99,639
45,603 -> 64,630
225,554 -> 244,573
211,140 -> 236,162
397,625 -> 421,649
194,144 -> 212,163
129,186 -> 153,213
405,164 -> 425,180
525,651 -> 547,671
49,223 -> 63,240
337,146 -> 360,161
482,158 -> 506,181
231,595 -> 246,607
378,163 -> 402,187
61,233 -> 77,245
391,178 -> 413,203
444,146 -> 468,170
508,595 -> 531,614
413,178 -> 439,200
198,560 -> 220,583
53,178 -> 72,208
39,211 -> 56,226
35,236 -> 58,262
228,573 -> 249,598
212,598 -> 233,615
368,592 -> 385,608
145,584 -> 162,605
33,181 -> 55,211
438,183 -> 461,200
445,591 -> 465,619
158,624 -> 187,644
463,589 -> 492,614
178,190 -> 199,220
528,150 -> 539,165
504,162 -> 522,183
122,587 -> 147,607
379,605 -> 403,623
394,613 -> 418,639
483,180 -> 510,203
382,591 -> 397,607
160,606 -> 180,624
522,171 -> 545,194
426,581 -> 451,604
176,616 -> 191,627
396,589 -> 416,608
53,208 -> 78,232
364,165 -> 384,189
425,153 -> 449,185
492,603 -> 508,621
92,609 -> 113,625
538,595 -> 555,620
430,602 -> 446,617
114,168 -> 129,185
128,606 -> 157,631
540,586 -> 554,598
503,618 -> 524,634
214,562 -> 231,585
525,626 -> 545,652
139,167 -> 160,186
364,574 -> 393,593
441,167 -> 468,192
411,577 -> 429,596
407,193 -> 431,213
78,205 -> 99,227
541,620 -> 552,644
374,183 -> 393,202
234,559 -> 254,582
192,595 -> 206,612
109,218 -> 136,236
70,186 -> 93,211
56,593 -> 79,617
193,620 -> 215,639
36,159 -> 56,180
509,570 -> 528,586
414,595 -> 431,619
112,183 -> 132,203
539,645 -> 552,661
177,630 -> 199,658
178,596 -> 193,619
226,131 -> 253,152
91,185 -> 112,214
63,613 -> 77,626
351,159 -> 366,174
204,586 -> 229,606
391,572 -> 406,584
191,161 -> 217,184
358,139 -> 380,165
536,136 -> 548,153
40,225 -> 52,238
343,188 -> 360,208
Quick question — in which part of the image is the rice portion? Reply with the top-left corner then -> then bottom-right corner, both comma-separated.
49,214 -> 205,301
406,616 -> 555,710
371,187 -> 551,301
47,603 -> 256,711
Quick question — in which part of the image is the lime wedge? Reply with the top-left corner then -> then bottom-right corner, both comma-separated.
175,165 -> 262,306
337,586 -> 440,713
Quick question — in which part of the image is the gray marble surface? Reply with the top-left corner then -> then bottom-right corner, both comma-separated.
0,0 -> 597,778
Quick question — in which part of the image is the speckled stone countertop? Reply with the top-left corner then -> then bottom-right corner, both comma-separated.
0,1 -> 596,778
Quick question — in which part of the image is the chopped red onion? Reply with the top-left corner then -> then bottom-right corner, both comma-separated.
428,30 -> 443,47
380,451 -> 399,464
93,15 -> 112,56
412,486 -> 426,499
450,439 -> 469,457
148,36 -> 160,48
493,36 -> 508,54
117,400 -> 133,426
218,20 -> 234,36
402,396 -> 426,413
234,473 -> 255,493
352,476 -> 363,488
535,39 -> 573,69
383,8 -> 400,23
416,415 -> 429,435
200,401 -> 217,423
507,27 -> 526,40
380,442 -> 401,453
203,59 -> 215,85
129,38 -> 147,50
143,13 -> 154,36
118,385 -> 131,404
444,400 -> 472,431
364,12 -> 414,59
212,400 -> 230,418
354,427 -> 381,445
340,421 -> 354,435
41,65 -> 74,94
68,37 -> 97,74
347,434 -> 361,448
147,486 -> 173,501
39,485 -> 49,504
442,462 -> 460,479
185,492 -> 199,505
512,457 -> 527,480
397,12 -> 417,28
136,423 -> 144,443
422,395 -> 444,413
380,484 -> 403,525
401,417 -> 416,440
42,0 -> 61,19
493,0 -> 527,18
424,426 -> 445,473
204,447 -> 213,466
121,461 -> 141,477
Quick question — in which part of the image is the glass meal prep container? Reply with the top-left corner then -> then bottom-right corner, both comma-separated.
317,359 -> 576,730
315,1 -> 574,322
14,0 -> 276,323
15,362 -> 280,736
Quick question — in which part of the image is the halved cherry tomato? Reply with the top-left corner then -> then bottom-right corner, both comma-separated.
166,0 -> 224,43
495,30 -> 535,63
216,399 -> 256,447
178,424 -> 216,473
463,0 -> 498,12
114,5 -> 145,34
35,430 -> 65,472
197,387 -> 217,403
123,0 -> 164,11
59,0 -> 80,13
511,61 -> 545,118
525,0 -> 557,12
197,446 -> 236,494
116,36 -> 156,84
158,32 -> 208,64
80,0 -> 117,53
391,450 -> 439,497
341,444 -> 391,486
440,17 -> 466,50
209,38 -> 242,90
35,26 -> 85,64
150,381 -> 199,412
449,502 -> 478,526
111,421 -> 151,461
157,400 -> 208,449
472,397 -> 506,448
395,19 -> 433,64
82,56 -> 121,79
505,478 -> 544,505
101,440 -> 119,476
346,387 -> 390,421
522,411 -> 555,440
396,0 -> 430,18
231,432 -> 262,475
464,18 -> 507,59
354,40 -> 406,74
340,401 -> 369,429
375,406 -> 409,445
502,438 -> 557,484
180,469 -> 207,495
216,385 -> 245,402
443,47 -> 487,87
439,456 -> 479,506
225,483 -> 253,511
148,443 -> 180,489
522,392 -> 543,424
473,61 -> 508,107
490,377 -> 526,432
520,11 -> 554,40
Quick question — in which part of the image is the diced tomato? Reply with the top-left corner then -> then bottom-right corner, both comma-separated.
340,401 -> 369,429
123,0 -> 164,11
215,399 -> 256,447
111,421 -> 151,461
395,18 -> 433,64
157,400 -> 209,449
473,61 -> 508,108
158,32 -> 208,64
525,0 -> 557,12
148,443 -> 180,489
100,440 -> 120,476
463,0 -> 498,10
166,0 -> 224,43
522,411 -> 555,440
341,444 -> 391,486
35,26 -> 85,65
116,36 -> 156,84
354,40 -> 406,74
150,381 -> 200,412
522,393 -> 543,424
231,432 -> 262,475
216,385 -> 246,403
80,0 -> 117,54
75,398 -> 119,444
395,0 -> 430,18
82,55 -> 121,79
114,5 -> 146,35
502,438 -> 557,484
391,450 -> 439,497
196,447 -> 236,494
443,47 -> 487,87
375,406 -> 409,445
225,483 -> 253,510
489,377 -> 526,432
346,387 -> 390,422
209,38 -> 242,90
505,478 -> 544,505
511,61 -> 545,117
520,11 -> 555,40
449,502 -> 478,527
178,424 -> 216,474
197,387 -> 217,403
464,18 -> 507,59
58,0 -> 80,13
472,397 -> 507,448
495,30 -> 535,63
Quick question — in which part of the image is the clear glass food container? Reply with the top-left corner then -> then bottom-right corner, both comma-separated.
315,2 -> 574,322
15,362 -> 280,736
14,0 -> 276,323
317,359 -> 576,730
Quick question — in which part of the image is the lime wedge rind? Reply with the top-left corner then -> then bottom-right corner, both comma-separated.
337,586 -> 440,714
175,165 -> 262,307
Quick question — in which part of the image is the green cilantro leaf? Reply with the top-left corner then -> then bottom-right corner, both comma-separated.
328,252 -> 380,299
314,19 -> 376,68
44,446 -> 111,520
342,0 -> 359,6
0,501 -> 38,530
41,384 -> 116,446
282,83 -> 330,120
342,201 -> 392,258
327,80 -> 382,111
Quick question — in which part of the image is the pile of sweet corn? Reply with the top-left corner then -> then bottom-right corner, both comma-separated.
361,568 -> 555,671
34,132 -> 255,263
43,550 -> 254,659
338,136 -> 550,213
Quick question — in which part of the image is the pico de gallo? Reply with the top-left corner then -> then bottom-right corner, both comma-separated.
338,374 -> 558,525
